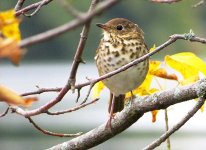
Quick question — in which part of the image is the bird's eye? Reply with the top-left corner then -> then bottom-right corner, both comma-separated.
116,25 -> 123,31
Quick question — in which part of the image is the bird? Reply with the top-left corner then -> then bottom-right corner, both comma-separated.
95,18 -> 149,127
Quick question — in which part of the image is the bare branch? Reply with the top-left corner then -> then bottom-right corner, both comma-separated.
46,98 -> 99,115
59,0 -> 83,18
15,0 -> 53,16
47,79 -> 206,150
15,0 -> 26,11
0,107 -> 9,117
27,117 -> 83,137
19,0 -> 119,48
24,0 -> 53,17
143,97 -> 206,150
21,87 -> 61,96
192,0 -> 205,8
164,109 -> 171,150
150,0 -> 182,4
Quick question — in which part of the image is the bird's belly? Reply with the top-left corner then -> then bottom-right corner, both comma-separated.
102,62 -> 148,95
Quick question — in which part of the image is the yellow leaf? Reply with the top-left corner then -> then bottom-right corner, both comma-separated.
0,10 -> 21,41
92,81 -> 105,99
165,52 -> 206,80
0,85 -> 37,107
0,37 -> 25,65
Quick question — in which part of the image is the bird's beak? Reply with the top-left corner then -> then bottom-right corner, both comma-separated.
96,23 -> 108,30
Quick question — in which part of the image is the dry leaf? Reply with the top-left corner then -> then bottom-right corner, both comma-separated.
0,85 -> 37,107
150,68 -> 178,81
151,110 -> 158,123
0,38 -> 25,65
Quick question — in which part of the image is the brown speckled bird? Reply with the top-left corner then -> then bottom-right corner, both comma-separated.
95,18 -> 149,124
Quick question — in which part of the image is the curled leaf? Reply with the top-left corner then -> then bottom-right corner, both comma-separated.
150,68 -> 178,81
0,85 -> 37,107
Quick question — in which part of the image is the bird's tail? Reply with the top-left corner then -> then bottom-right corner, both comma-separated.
108,93 -> 125,113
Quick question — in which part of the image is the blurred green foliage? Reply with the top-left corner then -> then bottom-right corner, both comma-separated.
1,0 -> 206,62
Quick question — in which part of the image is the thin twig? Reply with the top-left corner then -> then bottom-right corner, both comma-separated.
19,0 -> 119,48
15,0 -> 53,16
0,107 -> 9,117
143,97 -> 205,150
24,0 -> 53,17
150,0 -> 182,4
192,0 -> 205,8
75,87 -> 81,103
59,0 -> 83,18
21,87 -> 61,96
80,83 -> 95,104
14,0 -> 26,11
46,98 -> 99,115
27,117 -> 83,137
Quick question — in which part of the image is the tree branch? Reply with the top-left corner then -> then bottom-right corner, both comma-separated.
192,0 -> 205,8
15,0 -> 53,16
24,0 -> 53,17
67,0 -> 99,92
19,0 -> 119,48
47,79 -> 206,150
143,97 -> 205,150
21,87 -> 61,96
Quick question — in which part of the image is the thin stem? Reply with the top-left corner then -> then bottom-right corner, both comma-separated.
0,107 -> 9,117
15,0 -> 53,16
24,0 -> 53,17
14,0 -> 26,11
27,117 -> 83,137
164,109 -> 171,150
46,98 -> 99,115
